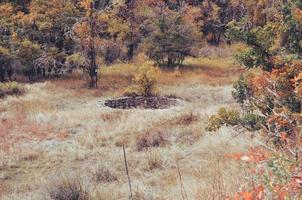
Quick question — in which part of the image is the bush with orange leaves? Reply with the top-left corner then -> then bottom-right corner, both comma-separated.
226,50 -> 302,200
232,60 -> 302,152
210,1 -> 302,198
229,62 -> 302,199
208,61 -> 302,148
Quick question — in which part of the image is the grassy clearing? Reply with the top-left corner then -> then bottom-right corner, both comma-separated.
98,55 -> 242,97
0,57 -> 257,200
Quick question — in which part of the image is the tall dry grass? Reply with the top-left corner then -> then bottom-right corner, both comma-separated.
0,55 -> 256,200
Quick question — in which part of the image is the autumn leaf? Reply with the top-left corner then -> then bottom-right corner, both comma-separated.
239,191 -> 253,200
280,132 -> 287,142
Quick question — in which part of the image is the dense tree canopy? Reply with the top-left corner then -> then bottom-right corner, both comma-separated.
1,0 -> 267,84
1,0 -> 302,87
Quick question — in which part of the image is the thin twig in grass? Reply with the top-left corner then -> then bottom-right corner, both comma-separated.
176,159 -> 189,200
123,144 -> 133,199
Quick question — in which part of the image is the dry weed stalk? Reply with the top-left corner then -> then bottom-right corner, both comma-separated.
123,144 -> 133,199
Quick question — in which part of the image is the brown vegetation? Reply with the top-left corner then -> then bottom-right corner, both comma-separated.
1,0 -> 302,199
0,56 -> 253,199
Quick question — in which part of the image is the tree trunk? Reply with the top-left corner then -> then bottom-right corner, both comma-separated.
88,2 -> 98,88
7,66 -> 13,81
89,67 -> 97,88
42,68 -> 46,78
212,32 -> 221,46
0,67 -> 5,82
167,57 -> 173,68
127,43 -> 135,61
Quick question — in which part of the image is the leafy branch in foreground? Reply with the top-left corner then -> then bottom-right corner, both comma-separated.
208,1 -> 302,198
206,107 -> 265,132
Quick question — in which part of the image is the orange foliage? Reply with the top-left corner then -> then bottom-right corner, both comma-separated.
0,3 -> 13,17
224,147 -> 268,163
227,186 -> 264,200
250,74 -> 270,95
226,145 -> 302,199
80,0 -> 92,10
293,8 -> 302,24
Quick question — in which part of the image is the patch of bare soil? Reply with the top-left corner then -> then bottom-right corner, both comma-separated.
104,96 -> 180,109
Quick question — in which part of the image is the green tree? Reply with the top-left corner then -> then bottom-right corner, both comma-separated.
15,39 -> 42,81
227,20 -> 276,71
146,5 -> 198,68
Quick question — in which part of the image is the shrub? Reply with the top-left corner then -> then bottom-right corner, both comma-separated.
92,167 -> 118,183
176,112 -> 199,125
47,176 -> 89,200
234,48 -> 258,69
206,114 -> 224,132
146,150 -> 163,170
123,85 -> 139,97
135,65 -> 160,96
136,130 -> 167,151
206,108 -> 241,132
0,82 -> 24,98
232,73 -> 253,104
124,64 -> 159,97
207,108 -> 266,132
241,113 -> 266,131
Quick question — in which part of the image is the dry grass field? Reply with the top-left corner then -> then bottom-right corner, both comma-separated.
0,56 -> 259,200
